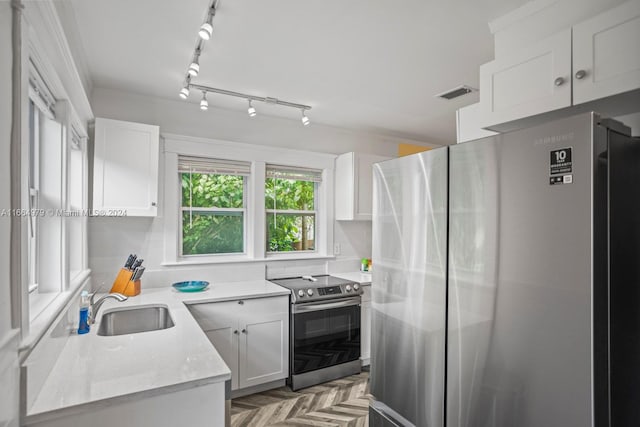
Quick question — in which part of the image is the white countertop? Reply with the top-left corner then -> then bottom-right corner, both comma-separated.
332,271 -> 372,285
26,280 -> 290,422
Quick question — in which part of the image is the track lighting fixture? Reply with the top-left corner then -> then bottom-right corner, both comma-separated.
180,0 -> 311,126
179,86 -> 190,99
199,15 -> 214,40
183,83 -> 312,125
200,91 -> 208,110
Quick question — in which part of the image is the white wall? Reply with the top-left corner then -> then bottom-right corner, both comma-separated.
88,88 -> 415,288
490,0 -> 628,58
90,87 -> 431,157
0,3 -> 20,427
0,0 -> 14,344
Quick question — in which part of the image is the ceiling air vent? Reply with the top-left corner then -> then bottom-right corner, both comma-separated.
435,85 -> 477,100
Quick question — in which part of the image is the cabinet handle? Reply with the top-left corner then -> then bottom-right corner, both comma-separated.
575,70 -> 587,80
151,202 -> 157,207
234,330 -> 238,335
238,300 -> 244,305
554,77 -> 565,86
241,329 -> 247,334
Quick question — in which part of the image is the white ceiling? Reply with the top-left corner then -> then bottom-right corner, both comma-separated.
60,0 -> 528,145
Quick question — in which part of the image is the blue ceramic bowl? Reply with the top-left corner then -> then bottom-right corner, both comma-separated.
172,280 -> 210,292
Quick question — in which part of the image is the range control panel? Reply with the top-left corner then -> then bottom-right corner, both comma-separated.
318,286 -> 342,296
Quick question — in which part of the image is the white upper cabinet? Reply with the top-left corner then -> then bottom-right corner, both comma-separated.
93,118 -> 159,216
335,152 -> 391,221
456,102 -> 499,143
479,0 -> 640,130
573,0 -> 640,104
479,29 -> 572,128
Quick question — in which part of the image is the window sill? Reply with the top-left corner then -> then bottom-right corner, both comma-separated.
20,269 -> 91,356
161,254 -> 335,267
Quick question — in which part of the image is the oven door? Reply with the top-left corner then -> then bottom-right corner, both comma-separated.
291,297 -> 361,375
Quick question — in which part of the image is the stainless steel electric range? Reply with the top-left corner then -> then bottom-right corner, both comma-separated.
269,275 -> 363,391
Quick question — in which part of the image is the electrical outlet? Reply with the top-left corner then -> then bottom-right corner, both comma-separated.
334,243 -> 341,255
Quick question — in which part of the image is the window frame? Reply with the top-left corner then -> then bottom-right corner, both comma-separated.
13,2 -> 94,352
20,66 -> 91,344
265,166 -> 321,255
162,135 -> 335,265
178,165 -> 249,258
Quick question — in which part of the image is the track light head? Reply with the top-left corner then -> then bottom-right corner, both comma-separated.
247,100 -> 256,117
188,60 -> 200,77
200,91 -> 208,110
199,21 -> 213,40
179,86 -> 190,99
301,110 -> 310,126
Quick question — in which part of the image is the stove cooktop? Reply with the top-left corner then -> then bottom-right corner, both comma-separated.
270,275 -> 363,303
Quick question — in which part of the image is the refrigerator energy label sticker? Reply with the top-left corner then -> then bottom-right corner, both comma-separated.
549,147 -> 573,185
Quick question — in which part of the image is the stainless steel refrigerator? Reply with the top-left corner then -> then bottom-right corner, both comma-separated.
370,112 -> 640,427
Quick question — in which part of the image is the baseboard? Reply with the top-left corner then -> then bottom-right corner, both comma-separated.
231,379 -> 286,399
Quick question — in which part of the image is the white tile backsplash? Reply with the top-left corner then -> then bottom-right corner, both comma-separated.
89,213 -> 373,287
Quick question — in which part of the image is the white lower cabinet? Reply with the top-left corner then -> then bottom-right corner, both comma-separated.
25,382 -> 226,427
189,296 -> 289,391
361,286 -> 371,365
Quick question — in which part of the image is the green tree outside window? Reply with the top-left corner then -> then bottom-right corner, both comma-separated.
181,173 -> 245,255
265,177 -> 316,252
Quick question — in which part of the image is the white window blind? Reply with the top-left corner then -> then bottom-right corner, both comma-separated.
266,165 -> 322,182
179,156 -> 251,176
28,59 -> 56,119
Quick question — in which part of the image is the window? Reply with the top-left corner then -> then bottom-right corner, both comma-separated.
163,136 -> 335,264
179,156 -> 250,256
27,71 -> 65,319
265,165 -> 321,253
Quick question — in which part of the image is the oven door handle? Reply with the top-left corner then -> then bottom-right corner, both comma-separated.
292,297 -> 361,314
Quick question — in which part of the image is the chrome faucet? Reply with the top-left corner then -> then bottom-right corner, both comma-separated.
88,293 -> 128,324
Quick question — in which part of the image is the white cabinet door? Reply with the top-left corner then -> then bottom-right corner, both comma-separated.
238,313 -> 288,389
93,118 -> 159,216
205,325 -> 240,390
355,154 -> 378,219
573,0 -> 640,105
335,152 -> 391,221
479,29 -> 572,129
189,301 -> 241,390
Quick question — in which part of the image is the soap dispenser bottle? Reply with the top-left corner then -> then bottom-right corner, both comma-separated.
77,290 -> 90,334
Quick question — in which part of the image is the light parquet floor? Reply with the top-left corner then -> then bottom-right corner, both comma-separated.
231,372 -> 371,427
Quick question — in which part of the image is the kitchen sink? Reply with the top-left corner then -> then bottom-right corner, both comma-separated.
97,305 -> 175,336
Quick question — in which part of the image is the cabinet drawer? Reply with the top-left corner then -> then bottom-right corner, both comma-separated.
242,296 -> 289,318
188,296 -> 290,331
